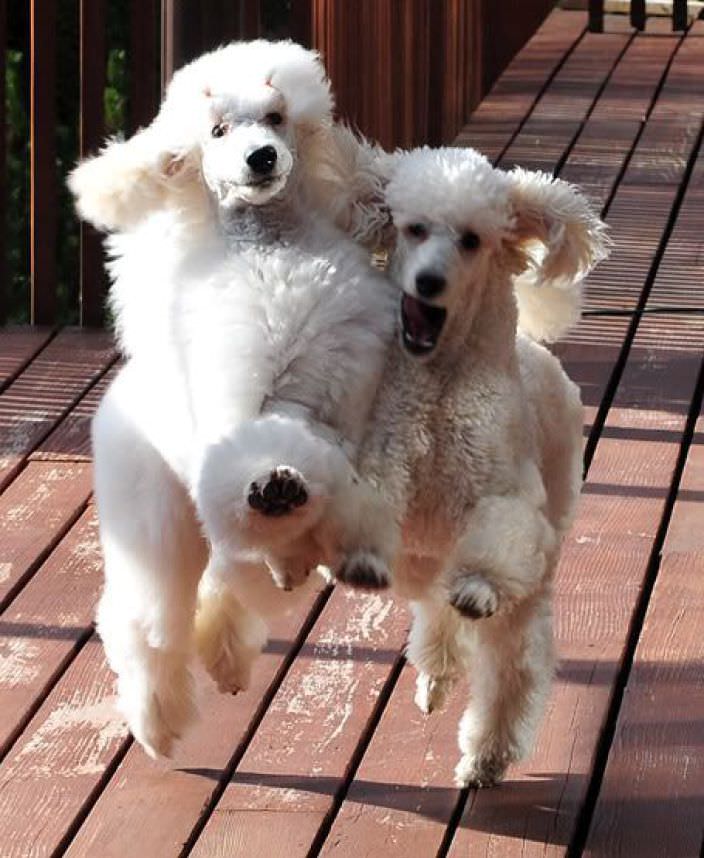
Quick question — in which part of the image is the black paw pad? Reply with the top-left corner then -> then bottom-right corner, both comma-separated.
248,467 -> 308,517
448,578 -> 498,620
336,554 -> 390,591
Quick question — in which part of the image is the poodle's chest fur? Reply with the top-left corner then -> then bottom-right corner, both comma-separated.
360,349 -> 523,556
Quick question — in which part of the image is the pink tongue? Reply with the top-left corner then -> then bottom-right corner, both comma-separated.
402,295 -> 429,339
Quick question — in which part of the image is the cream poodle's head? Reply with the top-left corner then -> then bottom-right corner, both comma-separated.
68,40 -> 333,230
386,147 -> 609,357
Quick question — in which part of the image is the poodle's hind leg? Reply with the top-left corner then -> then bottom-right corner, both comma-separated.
407,592 -> 467,715
454,591 -> 555,788
93,384 -> 207,759
194,552 -> 268,695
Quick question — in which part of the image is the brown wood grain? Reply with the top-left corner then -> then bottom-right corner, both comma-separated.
584,411 -> 704,858
320,665 -> 467,856
30,0 -> 57,325
0,328 -> 116,491
454,9 -> 587,161
79,0 -> 107,328
0,507 -> 101,757
0,461 -> 93,612
0,638 -> 128,858
0,328 -> 54,393
65,583 -> 330,858
31,361 -> 121,463
0,0 -> 6,323
189,588 -> 409,857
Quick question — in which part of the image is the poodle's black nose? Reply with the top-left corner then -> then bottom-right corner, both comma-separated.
246,145 -> 278,175
415,272 -> 446,299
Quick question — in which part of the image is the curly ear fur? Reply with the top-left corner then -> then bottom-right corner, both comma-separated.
67,126 -> 202,233
302,123 -> 398,251
508,169 -> 610,342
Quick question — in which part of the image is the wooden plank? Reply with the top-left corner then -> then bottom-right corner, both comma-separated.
319,665 -> 467,856
0,508 -> 101,757
454,9 -> 586,161
188,589 -> 408,857
446,314 -> 702,856
79,0 -> 107,327
31,361 -> 121,463
65,585 -> 329,857
30,0 -> 57,325
497,26 -> 634,173
0,638 -> 128,858
0,328 -> 116,492
560,21 -> 680,206
0,461 -> 93,612
583,409 -> 704,858
0,328 -> 54,393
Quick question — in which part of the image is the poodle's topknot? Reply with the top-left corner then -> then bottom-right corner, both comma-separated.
162,40 -> 334,128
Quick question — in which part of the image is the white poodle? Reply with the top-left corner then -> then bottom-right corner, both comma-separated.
335,146 -> 609,786
68,41 -> 396,758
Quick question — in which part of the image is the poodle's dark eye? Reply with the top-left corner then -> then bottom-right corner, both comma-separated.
211,122 -> 229,139
266,111 -> 284,126
405,223 -> 428,241
459,230 -> 480,251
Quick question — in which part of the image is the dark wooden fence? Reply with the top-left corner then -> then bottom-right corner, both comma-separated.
1,0 -> 554,328
588,0 -> 688,32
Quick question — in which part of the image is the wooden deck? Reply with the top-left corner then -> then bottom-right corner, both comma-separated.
1,9 -> 703,856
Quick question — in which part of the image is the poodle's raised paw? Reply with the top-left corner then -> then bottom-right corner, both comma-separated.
415,672 -> 454,714
454,749 -> 511,789
336,550 -> 391,591
248,466 -> 309,517
449,573 -> 499,620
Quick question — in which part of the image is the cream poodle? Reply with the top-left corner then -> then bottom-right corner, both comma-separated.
68,41 -> 396,757
335,146 -> 609,786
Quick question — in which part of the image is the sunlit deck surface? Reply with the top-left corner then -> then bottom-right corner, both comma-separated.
1,9 -> 703,857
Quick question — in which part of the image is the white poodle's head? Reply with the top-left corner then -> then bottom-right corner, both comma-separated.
386,147 -> 609,356
68,40 -> 333,230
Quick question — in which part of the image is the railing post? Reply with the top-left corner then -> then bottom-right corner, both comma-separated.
79,0 -> 107,327
588,0 -> 604,33
130,0 -> 160,133
630,0 -> 646,30
673,0 -> 687,31
30,0 -> 57,325
0,0 -> 6,323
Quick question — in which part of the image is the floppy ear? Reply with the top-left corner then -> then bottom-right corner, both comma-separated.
507,168 -> 610,288
67,123 -> 201,232
300,122 -> 398,251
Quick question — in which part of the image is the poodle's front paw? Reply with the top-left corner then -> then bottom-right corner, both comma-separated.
267,559 -> 312,592
336,550 -> 390,591
415,672 -> 454,715
454,748 -> 511,788
248,466 -> 308,517
449,573 -> 499,620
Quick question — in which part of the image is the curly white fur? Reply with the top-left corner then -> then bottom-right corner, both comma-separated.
70,41 -> 396,757
337,146 -> 609,787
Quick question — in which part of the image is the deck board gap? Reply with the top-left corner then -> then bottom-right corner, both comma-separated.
583,112 -> 704,473
0,497 -> 91,616
599,24 -> 690,218
492,22 -> 588,167
568,351 -> 704,857
0,327 -> 59,396
553,29 -> 638,178
307,654 -> 406,857
179,585 -> 336,857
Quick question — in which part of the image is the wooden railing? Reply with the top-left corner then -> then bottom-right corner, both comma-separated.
1,0 -> 554,328
588,0 -> 689,31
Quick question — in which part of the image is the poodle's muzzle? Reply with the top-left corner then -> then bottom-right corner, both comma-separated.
202,125 -> 294,208
400,293 -> 447,356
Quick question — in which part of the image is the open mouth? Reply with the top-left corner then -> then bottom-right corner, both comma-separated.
400,293 -> 447,355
